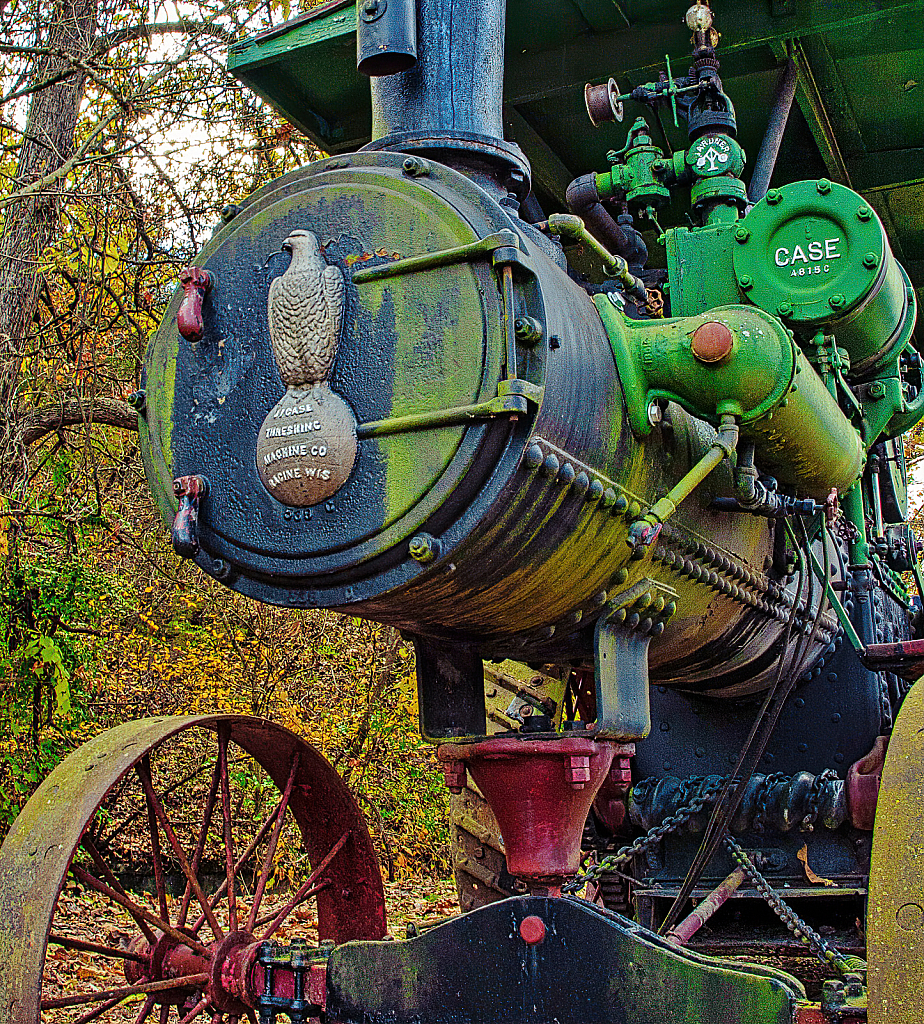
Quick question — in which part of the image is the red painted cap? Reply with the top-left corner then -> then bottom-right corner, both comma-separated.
690,321 -> 734,364
519,915 -> 546,945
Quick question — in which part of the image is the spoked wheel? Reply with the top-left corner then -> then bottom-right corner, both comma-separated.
0,715 -> 386,1024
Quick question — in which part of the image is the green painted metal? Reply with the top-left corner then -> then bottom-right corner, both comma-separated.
665,224 -> 740,315
733,179 -> 912,374
325,895 -> 804,1024
227,1 -> 924,311
593,297 -> 864,499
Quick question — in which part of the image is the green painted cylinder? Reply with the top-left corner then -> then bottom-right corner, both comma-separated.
733,179 -> 914,378
596,302 -> 864,500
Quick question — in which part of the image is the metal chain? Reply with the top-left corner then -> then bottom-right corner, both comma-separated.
562,778 -> 726,894
752,773 -> 787,834
801,768 -> 838,831
723,836 -> 866,977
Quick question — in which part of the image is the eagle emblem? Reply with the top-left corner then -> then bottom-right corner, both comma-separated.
256,229 -> 357,508
268,229 -> 344,386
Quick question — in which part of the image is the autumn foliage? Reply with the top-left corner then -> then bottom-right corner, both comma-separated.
0,1 -> 450,881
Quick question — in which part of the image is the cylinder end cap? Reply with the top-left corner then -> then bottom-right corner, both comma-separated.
691,321 -> 735,364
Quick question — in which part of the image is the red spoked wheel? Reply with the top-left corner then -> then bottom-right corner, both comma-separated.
0,715 -> 386,1023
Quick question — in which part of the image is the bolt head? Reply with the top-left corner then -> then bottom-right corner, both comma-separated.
829,293 -> 846,309
857,205 -> 872,221
863,251 -> 878,269
409,533 -> 438,563
519,916 -> 547,945
739,274 -> 753,289
817,178 -> 832,195
766,189 -> 782,204
777,301 -> 793,317
734,226 -> 750,243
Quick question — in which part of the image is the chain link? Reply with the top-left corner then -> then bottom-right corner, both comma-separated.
566,785 -> 866,981
723,836 -> 866,977
562,778 -> 726,894
802,769 -> 838,832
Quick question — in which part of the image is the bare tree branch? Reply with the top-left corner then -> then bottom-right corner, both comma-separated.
17,396 -> 139,448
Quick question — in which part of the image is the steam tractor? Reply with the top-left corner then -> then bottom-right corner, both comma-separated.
3,1 -> 924,1021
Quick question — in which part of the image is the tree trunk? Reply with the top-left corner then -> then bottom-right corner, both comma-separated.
0,0 -> 98,477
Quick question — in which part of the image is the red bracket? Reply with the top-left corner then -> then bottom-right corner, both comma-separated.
177,266 -> 213,342
172,474 -> 210,558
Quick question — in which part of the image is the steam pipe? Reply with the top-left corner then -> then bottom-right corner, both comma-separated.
747,59 -> 798,203
565,173 -> 648,266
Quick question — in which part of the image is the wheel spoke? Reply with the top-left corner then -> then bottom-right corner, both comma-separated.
260,830 -> 350,940
72,995 -> 127,1023
177,994 -> 211,1024
80,836 -> 158,945
159,1003 -> 170,1024
135,757 -> 225,941
253,881 -> 329,931
247,753 -> 300,932
218,727 -> 238,933
48,933 -> 148,963
101,760 -> 228,848
70,863 -> 212,958
133,996 -> 157,1024
178,757 -> 223,928
137,755 -> 170,922
41,973 -> 210,1009
190,801 -> 287,934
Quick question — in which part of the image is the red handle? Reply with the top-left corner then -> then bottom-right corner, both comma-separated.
177,267 -> 212,342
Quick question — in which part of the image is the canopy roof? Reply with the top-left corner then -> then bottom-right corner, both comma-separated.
229,0 -> 924,306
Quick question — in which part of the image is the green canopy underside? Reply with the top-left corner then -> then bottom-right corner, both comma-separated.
229,0 -> 924,307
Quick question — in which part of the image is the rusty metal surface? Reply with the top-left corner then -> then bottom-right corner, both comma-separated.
0,715 -> 385,1024
868,676 -> 924,1022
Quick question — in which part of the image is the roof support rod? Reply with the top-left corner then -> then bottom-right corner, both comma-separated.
791,40 -> 851,187
747,57 -> 797,203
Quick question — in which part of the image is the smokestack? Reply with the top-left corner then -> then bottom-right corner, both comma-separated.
362,0 -> 529,193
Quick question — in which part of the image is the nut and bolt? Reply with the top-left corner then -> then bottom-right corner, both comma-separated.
409,532 -> 440,563
766,189 -> 782,204
863,251 -> 878,269
739,274 -> 753,289
828,293 -> 847,310
857,205 -> 872,221
514,316 -> 543,344
816,179 -> 832,195
442,760 -> 466,793
777,301 -> 793,317
402,155 -> 429,177
734,226 -> 750,243
565,754 -> 591,790
869,381 -> 886,399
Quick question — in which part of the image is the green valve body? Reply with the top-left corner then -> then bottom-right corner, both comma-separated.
593,300 -> 864,500
733,180 -> 915,377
